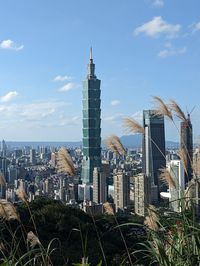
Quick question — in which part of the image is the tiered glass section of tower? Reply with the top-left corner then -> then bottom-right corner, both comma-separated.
82,49 -> 101,184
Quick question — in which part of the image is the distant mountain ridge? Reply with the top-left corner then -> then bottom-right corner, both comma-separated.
6,135 -> 179,149
119,135 -> 179,149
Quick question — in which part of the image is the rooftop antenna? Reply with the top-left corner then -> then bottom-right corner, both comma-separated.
186,106 -> 195,119
90,47 -> 93,61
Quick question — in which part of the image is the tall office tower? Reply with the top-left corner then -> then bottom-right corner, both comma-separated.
114,170 -> 130,212
43,178 -> 54,197
82,48 -> 101,184
134,173 -> 149,216
1,140 -> 7,157
0,158 -> 9,181
0,184 -> 5,199
50,152 -> 57,167
93,163 -> 109,204
143,110 -> 166,204
167,160 -> 185,212
8,166 -> 18,185
14,149 -> 23,159
180,114 -> 193,184
30,149 -> 36,164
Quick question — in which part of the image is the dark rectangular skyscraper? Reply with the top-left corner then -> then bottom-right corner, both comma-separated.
142,110 -> 166,204
81,49 -> 101,184
181,114 -> 193,184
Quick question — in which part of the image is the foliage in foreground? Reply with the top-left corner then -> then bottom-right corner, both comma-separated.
0,197 -> 146,266
141,203 -> 200,266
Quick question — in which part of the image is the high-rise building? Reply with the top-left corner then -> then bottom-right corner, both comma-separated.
1,140 -> 7,157
142,110 -> 166,204
0,184 -> 6,199
114,170 -> 130,212
50,152 -> 57,167
0,157 -> 9,181
180,114 -> 193,184
30,149 -> 36,164
167,160 -> 185,212
93,163 -> 109,204
134,173 -> 149,216
8,166 -> 18,185
82,48 -> 101,184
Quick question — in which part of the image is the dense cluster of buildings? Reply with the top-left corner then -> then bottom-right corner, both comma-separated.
0,50 -> 199,217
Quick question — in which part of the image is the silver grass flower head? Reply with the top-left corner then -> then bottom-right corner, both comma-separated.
0,200 -> 19,221
106,135 -> 126,155
153,96 -> 173,121
144,216 -> 159,231
123,118 -> 145,134
57,147 -> 76,176
144,205 -> 159,231
169,99 -> 187,122
16,188 -> 29,203
103,202 -> 114,215
27,231 -> 41,248
159,167 -> 176,189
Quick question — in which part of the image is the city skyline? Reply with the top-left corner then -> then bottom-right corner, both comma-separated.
0,1 -> 200,141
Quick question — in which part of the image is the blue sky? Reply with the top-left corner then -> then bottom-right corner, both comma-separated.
0,0 -> 200,141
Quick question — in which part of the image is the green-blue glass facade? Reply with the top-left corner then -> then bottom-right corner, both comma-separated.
81,51 -> 101,184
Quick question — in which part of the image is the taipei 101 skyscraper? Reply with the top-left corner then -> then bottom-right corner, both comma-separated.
81,48 -> 102,184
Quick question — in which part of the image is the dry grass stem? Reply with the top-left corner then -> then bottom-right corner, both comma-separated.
179,148 -> 188,176
123,118 -> 144,134
0,175 -> 6,186
153,96 -> 173,121
57,147 -> 76,176
184,179 -> 196,198
103,202 -> 114,215
169,99 -> 187,122
0,200 -> 19,221
0,242 -> 5,251
106,135 -> 126,155
27,231 -> 41,248
16,188 -> 29,203
159,167 -> 176,189
81,257 -> 89,266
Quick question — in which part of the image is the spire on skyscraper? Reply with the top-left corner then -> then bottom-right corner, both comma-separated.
90,47 -> 93,61
88,47 -> 96,78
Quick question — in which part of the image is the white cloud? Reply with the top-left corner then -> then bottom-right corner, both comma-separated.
58,82 -> 80,92
192,22 -> 200,33
111,100 -> 120,106
134,16 -> 181,38
59,115 -> 81,127
158,43 -> 187,58
0,91 -> 18,102
19,101 -> 69,121
0,100 -> 80,140
151,0 -> 164,7
0,40 -> 24,51
103,113 -> 125,123
54,75 -> 72,82
0,100 -> 71,124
